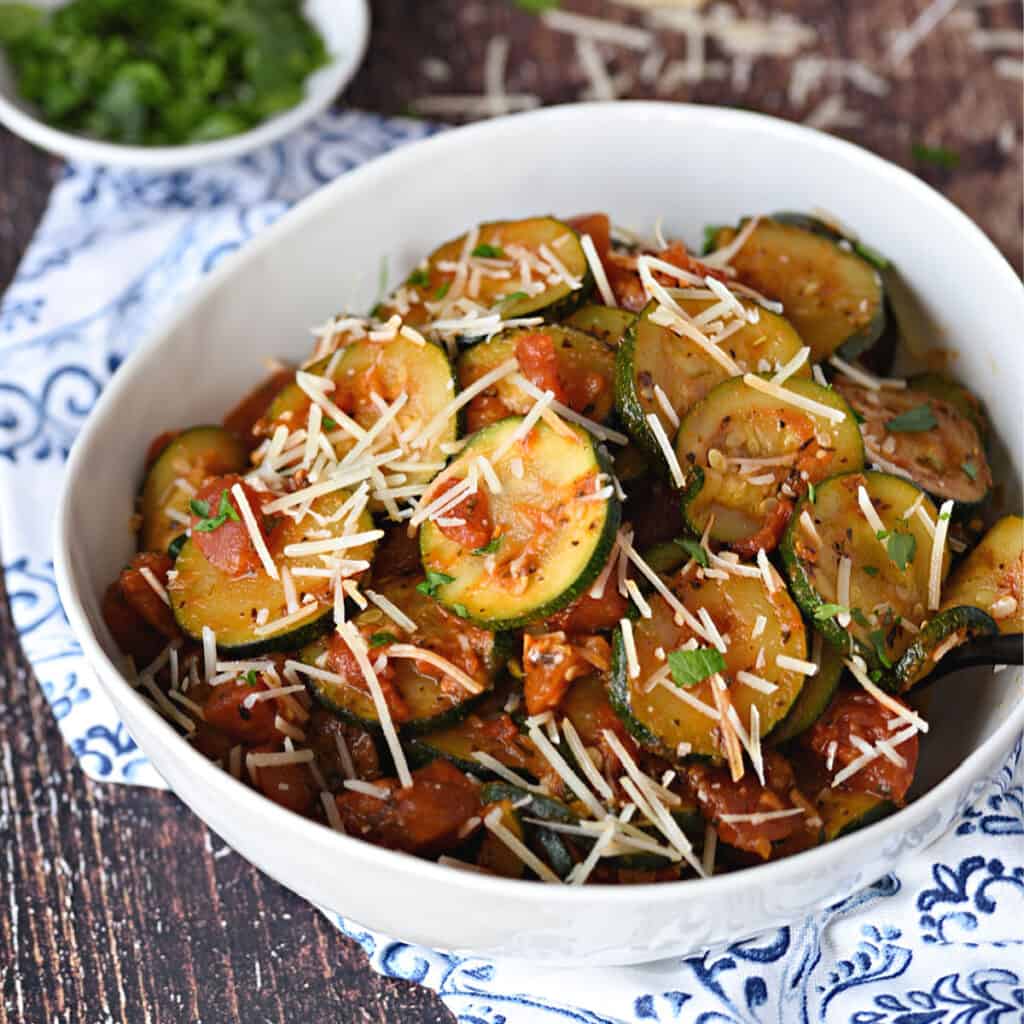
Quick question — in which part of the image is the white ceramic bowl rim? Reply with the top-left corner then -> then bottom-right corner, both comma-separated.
54,101 -> 1024,914
0,0 -> 370,169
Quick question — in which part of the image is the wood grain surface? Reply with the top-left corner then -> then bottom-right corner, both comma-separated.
0,3 -> 1020,1022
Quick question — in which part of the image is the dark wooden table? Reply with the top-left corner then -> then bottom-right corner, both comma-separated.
1,3 -> 1020,1022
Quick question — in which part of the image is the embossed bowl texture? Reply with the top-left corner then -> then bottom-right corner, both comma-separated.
54,102 -> 1024,966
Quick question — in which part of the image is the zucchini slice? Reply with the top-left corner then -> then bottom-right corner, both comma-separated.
564,304 -> 637,347
910,373 -> 989,443
676,376 -> 864,553
941,515 -> 1024,634
833,375 -> 991,507
381,216 -> 594,328
816,788 -> 895,841
770,633 -> 845,743
893,605 -> 999,691
140,427 -> 248,554
457,325 -> 616,430
420,417 -> 620,629
299,577 -> 502,734
263,336 -> 458,492
480,781 -> 577,879
168,489 -> 378,656
706,216 -> 885,363
780,471 -> 951,677
616,299 -> 809,461
609,565 -> 808,760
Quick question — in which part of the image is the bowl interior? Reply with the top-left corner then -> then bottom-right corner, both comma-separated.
54,102 -> 1024,961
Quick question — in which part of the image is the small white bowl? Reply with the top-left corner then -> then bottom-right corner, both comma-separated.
54,102 -> 1024,966
0,0 -> 369,169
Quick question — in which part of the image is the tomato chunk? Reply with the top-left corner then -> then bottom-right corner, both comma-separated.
203,677 -> 277,744
116,553 -> 179,639
806,690 -> 919,803
248,742 -> 316,815
687,752 -> 808,860
432,476 -> 493,551
325,630 -> 410,724
190,474 -> 269,577
515,332 -> 567,406
334,759 -> 481,855
101,580 -> 167,664
523,633 -> 610,716
545,586 -> 629,634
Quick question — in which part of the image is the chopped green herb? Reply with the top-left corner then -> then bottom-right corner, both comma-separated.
814,602 -> 849,622
863,565 -> 879,577
472,243 -> 504,259
322,417 -> 337,430
912,142 -> 960,170
502,291 -> 528,303
876,528 -> 890,541
473,537 -> 502,556
886,530 -> 917,570
961,459 -> 978,481
407,267 -> 431,288
868,629 -> 893,669
192,490 -> 240,533
851,607 -> 871,628
514,0 -> 560,11
434,281 -> 451,300
886,404 -> 937,433
189,498 -> 210,518
853,241 -> 890,270
0,0 -> 328,146
675,538 -> 709,568
417,571 -> 454,597
869,668 -> 884,683
852,409 -> 866,425
667,647 -> 726,689
369,631 -> 397,648
243,669 -> 259,686
702,225 -> 724,254
938,510 -> 952,522
452,603 -> 469,618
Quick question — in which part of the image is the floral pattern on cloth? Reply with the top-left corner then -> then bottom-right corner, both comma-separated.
1,109 -> 1021,1024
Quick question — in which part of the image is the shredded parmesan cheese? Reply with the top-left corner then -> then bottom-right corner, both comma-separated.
928,500 -> 953,610
742,373 -> 846,423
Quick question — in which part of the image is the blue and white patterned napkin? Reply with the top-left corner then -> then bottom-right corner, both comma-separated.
2,111 -> 1022,1024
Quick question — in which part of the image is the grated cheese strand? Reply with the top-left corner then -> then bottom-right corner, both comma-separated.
742,373 -> 846,423
483,808 -> 562,883
646,413 -> 686,488
231,484 -> 280,581
929,500 -> 953,610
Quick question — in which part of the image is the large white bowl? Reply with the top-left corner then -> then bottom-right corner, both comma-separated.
0,0 -> 369,169
54,102 -> 1024,966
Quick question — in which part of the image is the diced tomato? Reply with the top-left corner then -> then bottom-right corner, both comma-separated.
203,677 -> 278,743
567,213 -> 611,265
190,474 -> 271,578
334,759 -> 481,855
687,752 -> 807,860
116,553 -> 179,639
607,241 -> 731,312
465,392 -> 511,434
431,476 -> 494,551
144,430 -> 180,470
806,690 -> 919,803
325,630 -> 410,724
191,722 -> 236,762
523,632 -> 610,716
223,367 -> 294,447
101,580 -> 167,664
514,332 -> 567,405
248,742 -> 316,815
731,498 -> 794,560
545,587 -> 629,634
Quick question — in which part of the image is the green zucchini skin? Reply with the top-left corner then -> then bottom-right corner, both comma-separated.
480,782 -> 577,879
706,215 -> 886,364
770,635 -> 845,743
780,470 -> 949,682
675,375 -> 864,551
139,426 -> 248,555
168,489 -> 378,657
615,299 -> 809,466
564,304 -> 637,347
420,417 -> 621,630
893,605 -> 999,692
941,515 -> 1024,635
